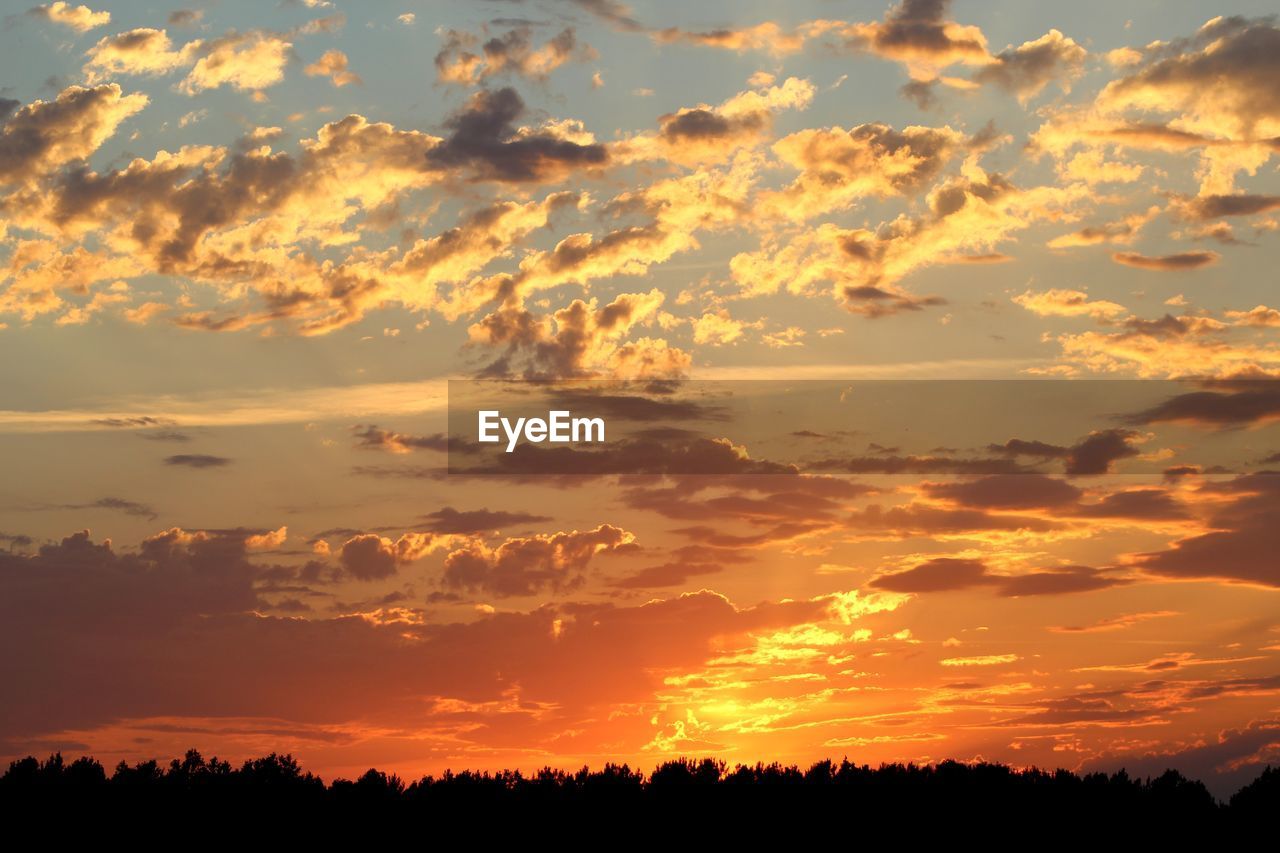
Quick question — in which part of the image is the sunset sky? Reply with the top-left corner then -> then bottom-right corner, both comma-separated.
1,0 -> 1278,794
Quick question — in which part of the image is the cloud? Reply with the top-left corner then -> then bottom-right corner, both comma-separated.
921,474 -> 1082,509
1098,17 -> 1280,143
468,289 -> 687,379
1046,206 -> 1159,249
448,435 -> 795,479
0,84 -> 147,186
1225,306 -> 1280,328
2,104 -> 445,330
940,654 -> 1019,666
1111,250 -> 1220,271
1034,17 -> 1280,196
304,49 -> 360,87
0,527 -> 831,749
28,2 -> 109,32
871,557 -> 1127,596
732,169 -> 1087,313
56,496 -> 158,520
869,556 -> 990,592
619,471 -> 867,528
442,524 -> 635,596
1177,193 -> 1280,220
616,77 -> 816,167
338,531 -> 445,580
988,429 -> 1143,476
1047,312 -> 1280,378
652,21 -> 839,58
394,192 -> 584,311
973,29 -> 1086,102
419,507 -> 552,535
842,0 -> 990,82
756,122 -> 965,222
1125,383 -> 1280,426
424,87 -> 607,183
1013,289 -> 1126,320
351,425 -> 448,454
178,31 -> 293,94
163,454 -> 231,468
810,453 -> 1022,475
83,28 -> 203,80
1049,610 -> 1178,633
921,474 -> 1189,520
611,559 -> 726,590
434,26 -> 594,85
692,309 -> 756,346
167,10 -> 202,28
845,502 -> 1062,537
1133,473 -> 1280,587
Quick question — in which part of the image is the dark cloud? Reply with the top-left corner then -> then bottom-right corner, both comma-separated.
1111,250 -> 1220,270
611,559 -> 725,590
338,533 -> 399,581
0,527 -> 825,746
0,84 -> 144,185
163,454 -> 232,468
618,474 -> 871,532
998,566 -> 1129,596
420,507 -> 552,534
856,0 -> 986,61
435,26 -> 593,85
1125,383 -> 1280,427
469,289 -> 683,380
658,107 -> 764,145
425,87 -> 607,183
451,434 -> 797,477
1180,194 -> 1280,219
138,430 -> 192,442
1072,489 -> 1190,520
869,557 -> 990,592
989,429 -> 1141,476
810,453 -> 1022,475
90,416 -> 175,428
352,425 -> 449,453
922,474 -> 1082,510
922,475 -> 1189,519
973,29 -> 1085,100
842,284 -> 947,317
61,497 -> 158,520
846,503 -> 1062,537
1062,429 -> 1143,475
167,9 -> 203,27
900,79 -> 937,109
871,557 -> 1126,596
0,531 -> 34,550
1134,472 -> 1280,586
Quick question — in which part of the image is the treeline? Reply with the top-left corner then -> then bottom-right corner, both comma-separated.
2,750 -> 1277,834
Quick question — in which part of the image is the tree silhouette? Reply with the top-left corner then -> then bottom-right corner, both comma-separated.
2,748 -> 1276,839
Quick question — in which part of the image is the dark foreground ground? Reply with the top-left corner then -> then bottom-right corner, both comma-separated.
2,751 -> 1276,838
